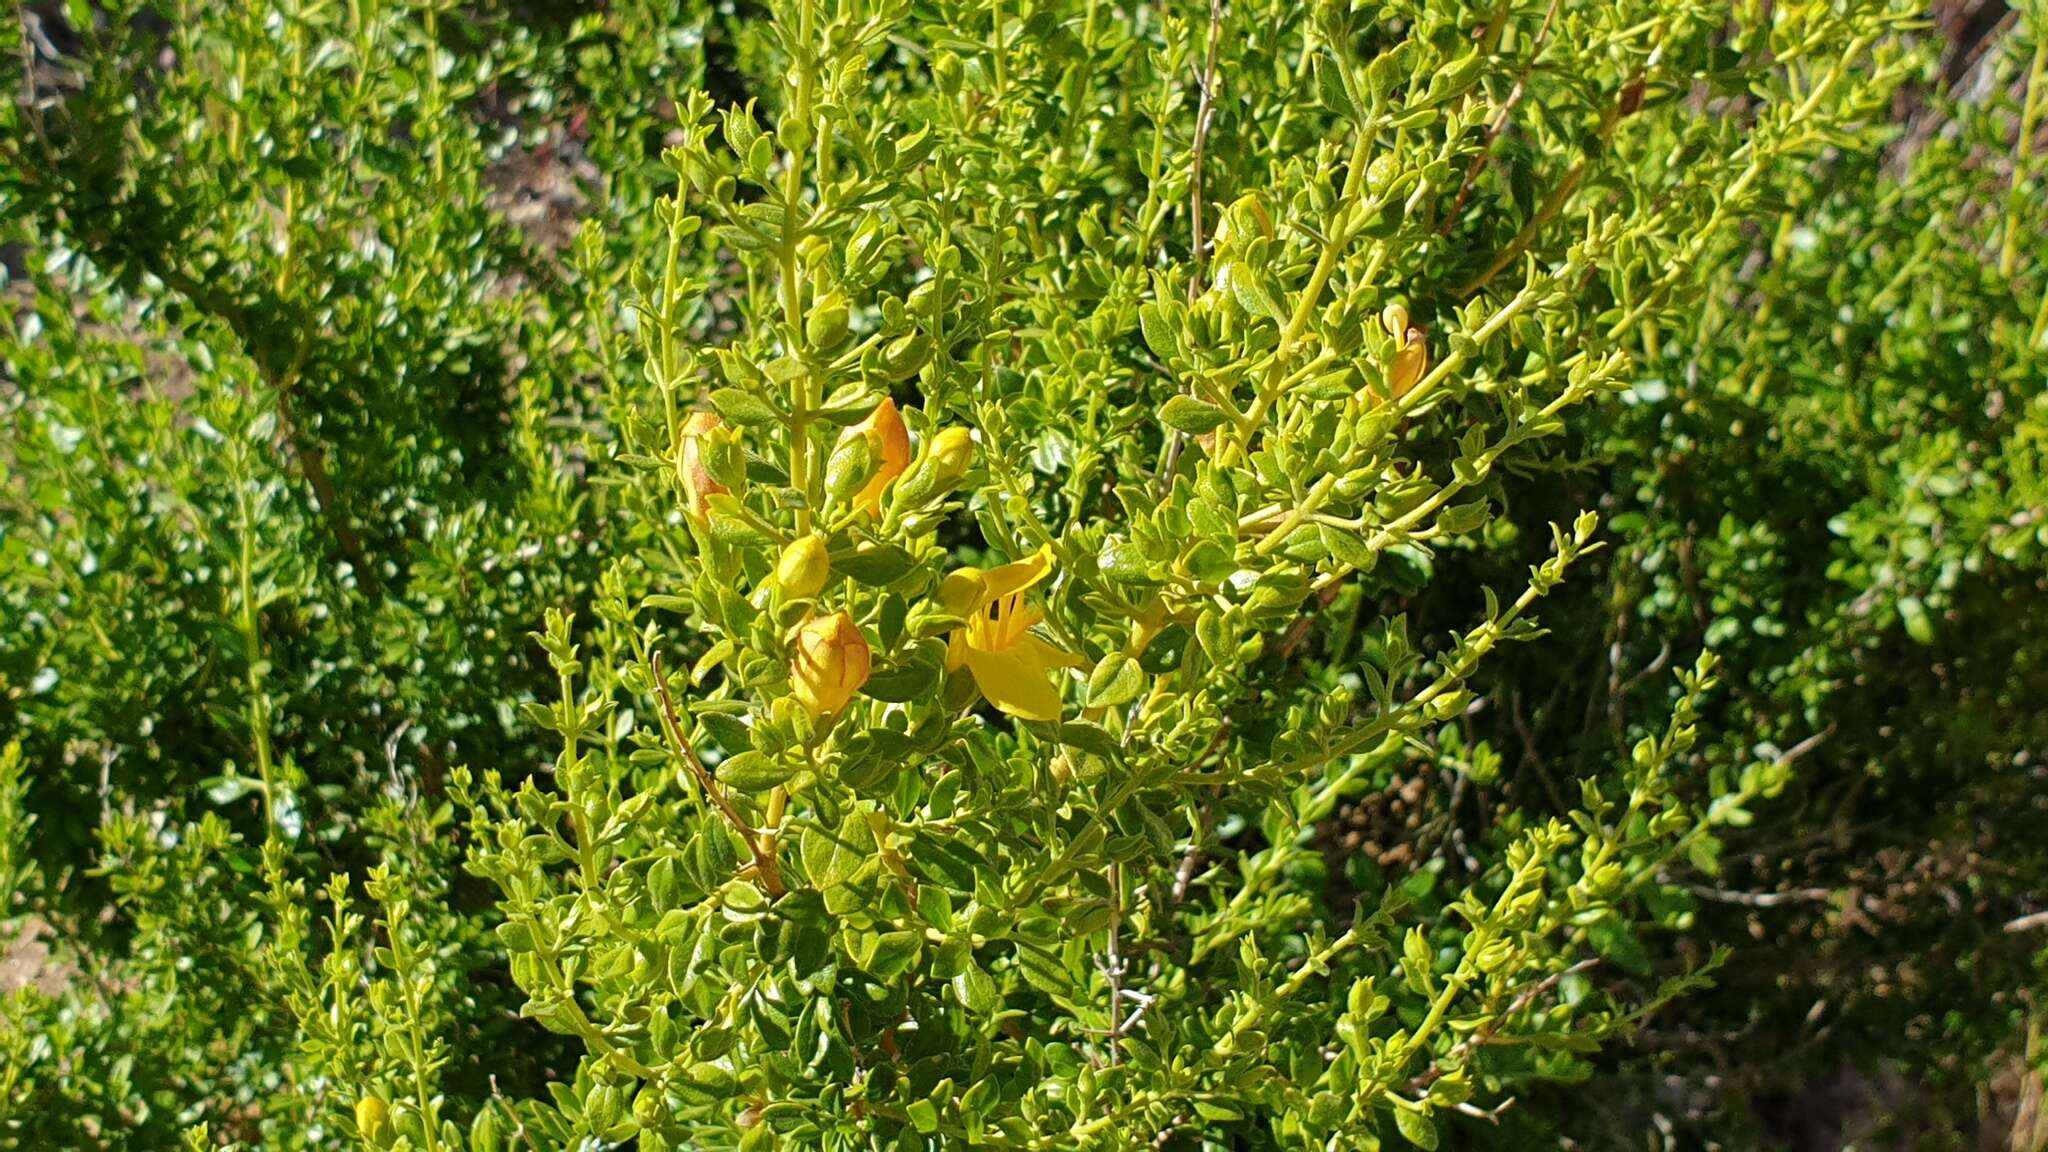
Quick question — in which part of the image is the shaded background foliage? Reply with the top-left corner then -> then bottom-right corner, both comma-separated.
0,0 -> 2043,1148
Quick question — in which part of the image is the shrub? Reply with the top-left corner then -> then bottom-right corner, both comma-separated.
4,0 -> 2042,1150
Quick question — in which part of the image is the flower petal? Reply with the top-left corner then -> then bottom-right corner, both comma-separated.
963,644 -> 1063,721
978,543 -> 1055,602
1016,632 -> 1088,670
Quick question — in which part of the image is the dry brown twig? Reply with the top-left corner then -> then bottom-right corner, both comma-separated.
650,650 -> 787,897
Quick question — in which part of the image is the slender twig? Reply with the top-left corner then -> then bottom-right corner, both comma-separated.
1454,1096 -> 1518,1124
2006,910 -> 2048,934
1187,0 -> 1225,300
1772,722 -> 1837,769
1170,803 -> 1213,904
1104,859 -> 1126,1065
490,1075 -> 542,1152
1998,24 -> 2048,279
1158,0 -> 1227,500
1406,959 -> 1599,1095
1509,688 -> 1568,813
1169,723 -> 1233,904
1685,885 -> 1833,908
650,651 -> 787,897
1437,0 -> 1560,237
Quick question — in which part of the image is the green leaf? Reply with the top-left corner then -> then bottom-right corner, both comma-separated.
495,920 -> 537,953
867,931 -> 924,982
1897,596 -> 1934,644
709,387 -> 781,427
1139,301 -> 1182,360
862,659 -> 939,702
1159,395 -> 1231,435
1085,652 -> 1144,709
835,543 -> 919,586
1435,498 -> 1491,536
716,751 -> 797,791
1392,1104 -> 1439,1150
1228,265 -> 1284,319
1320,525 -> 1378,572
1587,915 -> 1651,976
1057,720 -> 1121,758
951,959 -> 999,1015
800,809 -> 867,890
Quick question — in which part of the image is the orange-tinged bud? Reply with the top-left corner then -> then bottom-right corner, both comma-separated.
1388,328 -> 1428,400
791,611 -> 870,716
678,411 -> 729,519
837,397 -> 910,516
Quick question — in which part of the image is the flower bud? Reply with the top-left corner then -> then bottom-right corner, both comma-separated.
775,534 -> 831,598
1388,327 -> 1428,400
356,1095 -> 390,1144
879,332 -> 931,380
825,427 -> 878,505
790,611 -> 870,717
806,293 -> 852,351
927,426 -> 973,482
835,397 -> 910,516
939,567 -> 985,615
890,425 -> 974,510
677,411 -> 730,520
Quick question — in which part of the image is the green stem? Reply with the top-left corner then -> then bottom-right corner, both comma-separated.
782,2 -> 819,534
1218,123 -> 1380,468
2000,24 -> 2047,280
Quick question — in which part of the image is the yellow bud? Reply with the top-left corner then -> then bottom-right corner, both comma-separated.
939,568 -> 985,616
355,1095 -> 389,1143
677,411 -> 730,520
790,611 -> 870,717
775,534 -> 831,598
928,426 -> 973,481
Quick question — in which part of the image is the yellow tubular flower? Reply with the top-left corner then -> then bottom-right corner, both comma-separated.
839,397 -> 911,516
791,611 -> 870,717
942,544 -> 1081,722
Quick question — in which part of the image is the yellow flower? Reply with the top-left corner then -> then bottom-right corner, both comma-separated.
942,544 -> 1081,722
678,411 -> 729,520
791,610 -> 870,717
837,397 -> 911,516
